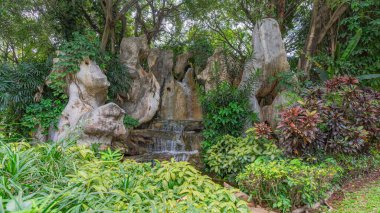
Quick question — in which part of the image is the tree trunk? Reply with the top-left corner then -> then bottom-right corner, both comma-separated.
298,2 -> 348,77
277,0 -> 286,33
100,0 -> 114,53
298,0 -> 320,77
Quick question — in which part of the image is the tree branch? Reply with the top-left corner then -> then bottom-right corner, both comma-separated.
81,6 -> 101,34
317,3 -> 349,45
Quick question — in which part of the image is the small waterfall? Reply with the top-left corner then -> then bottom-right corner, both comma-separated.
149,121 -> 198,161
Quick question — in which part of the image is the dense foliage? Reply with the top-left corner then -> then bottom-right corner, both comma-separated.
1,1 -> 380,212
21,98 -> 66,134
236,158 -> 342,212
200,82 -> 254,151
277,76 -> 379,156
205,128 -> 281,180
0,62 -> 50,114
0,142 -> 249,212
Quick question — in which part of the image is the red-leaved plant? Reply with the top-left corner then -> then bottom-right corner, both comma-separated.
325,75 -> 359,92
253,122 -> 273,139
277,106 -> 321,155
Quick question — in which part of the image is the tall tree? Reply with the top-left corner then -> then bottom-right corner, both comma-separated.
298,0 -> 348,77
100,0 -> 137,53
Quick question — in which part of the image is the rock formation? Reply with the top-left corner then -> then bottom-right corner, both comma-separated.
239,18 -> 291,127
159,69 -> 202,120
148,49 -> 173,88
53,59 -> 127,146
174,52 -> 193,80
197,48 -> 236,92
119,36 -> 161,124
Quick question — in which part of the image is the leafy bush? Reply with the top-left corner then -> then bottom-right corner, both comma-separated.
253,122 -> 273,140
205,128 -> 281,179
21,98 -> 66,135
200,82 -> 254,151
277,106 -> 322,156
331,148 -> 380,179
236,158 -> 342,212
0,141 -> 249,212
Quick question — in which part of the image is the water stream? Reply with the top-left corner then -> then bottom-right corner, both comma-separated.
149,121 -> 198,161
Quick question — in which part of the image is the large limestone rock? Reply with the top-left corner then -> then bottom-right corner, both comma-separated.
174,52 -> 193,80
148,49 -> 173,88
53,59 -> 127,146
159,69 -> 202,120
78,103 -> 127,146
120,36 -> 160,125
197,48 -> 234,92
240,18 -> 290,124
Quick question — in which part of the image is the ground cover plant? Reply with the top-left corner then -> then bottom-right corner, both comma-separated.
0,141 -> 249,212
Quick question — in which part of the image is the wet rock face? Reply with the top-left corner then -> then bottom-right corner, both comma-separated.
148,49 -> 173,88
239,18 -> 291,126
119,36 -> 161,125
53,59 -> 127,147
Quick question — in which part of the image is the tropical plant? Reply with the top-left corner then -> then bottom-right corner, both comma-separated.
277,106 -> 322,156
0,62 -> 50,114
253,122 -> 273,140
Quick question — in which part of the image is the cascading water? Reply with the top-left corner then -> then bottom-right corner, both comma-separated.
149,121 -> 198,161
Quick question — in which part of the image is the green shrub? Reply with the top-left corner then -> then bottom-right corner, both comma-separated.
200,81 -> 255,151
0,141 -> 249,212
123,115 -> 139,128
205,128 -> 281,180
236,158 -> 342,212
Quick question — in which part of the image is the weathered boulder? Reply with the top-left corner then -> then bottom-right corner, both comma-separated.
174,52 -> 193,80
159,69 -> 202,120
197,48 -> 234,92
148,49 -> 173,88
240,18 -> 290,125
119,36 -> 161,125
77,103 -> 127,146
53,59 -> 127,146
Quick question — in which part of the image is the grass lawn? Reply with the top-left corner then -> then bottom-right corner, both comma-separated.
333,179 -> 380,213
